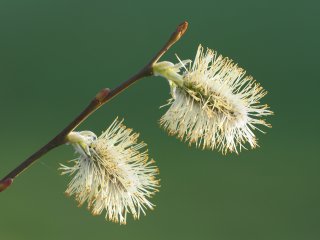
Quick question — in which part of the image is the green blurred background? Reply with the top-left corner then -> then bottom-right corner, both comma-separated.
0,0 -> 319,239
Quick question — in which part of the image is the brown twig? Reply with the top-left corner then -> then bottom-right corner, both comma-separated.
0,21 -> 188,192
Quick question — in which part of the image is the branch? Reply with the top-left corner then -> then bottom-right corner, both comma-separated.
0,21 -> 188,192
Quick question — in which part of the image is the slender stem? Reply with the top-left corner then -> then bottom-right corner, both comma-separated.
0,21 -> 188,192
148,21 -> 188,67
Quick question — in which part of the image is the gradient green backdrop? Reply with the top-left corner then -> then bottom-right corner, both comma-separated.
0,0 -> 319,239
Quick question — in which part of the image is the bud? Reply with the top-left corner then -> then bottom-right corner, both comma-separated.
95,88 -> 110,103
0,178 -> 13,192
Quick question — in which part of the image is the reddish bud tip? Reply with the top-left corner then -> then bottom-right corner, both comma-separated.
95,88 -> 111,103
170,21 -> 189,44
0,178 -> 13,192
178,21 -> 188,35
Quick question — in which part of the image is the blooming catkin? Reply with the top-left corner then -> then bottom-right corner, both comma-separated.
154,45 -> 273,154
60,119 -> 160,224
